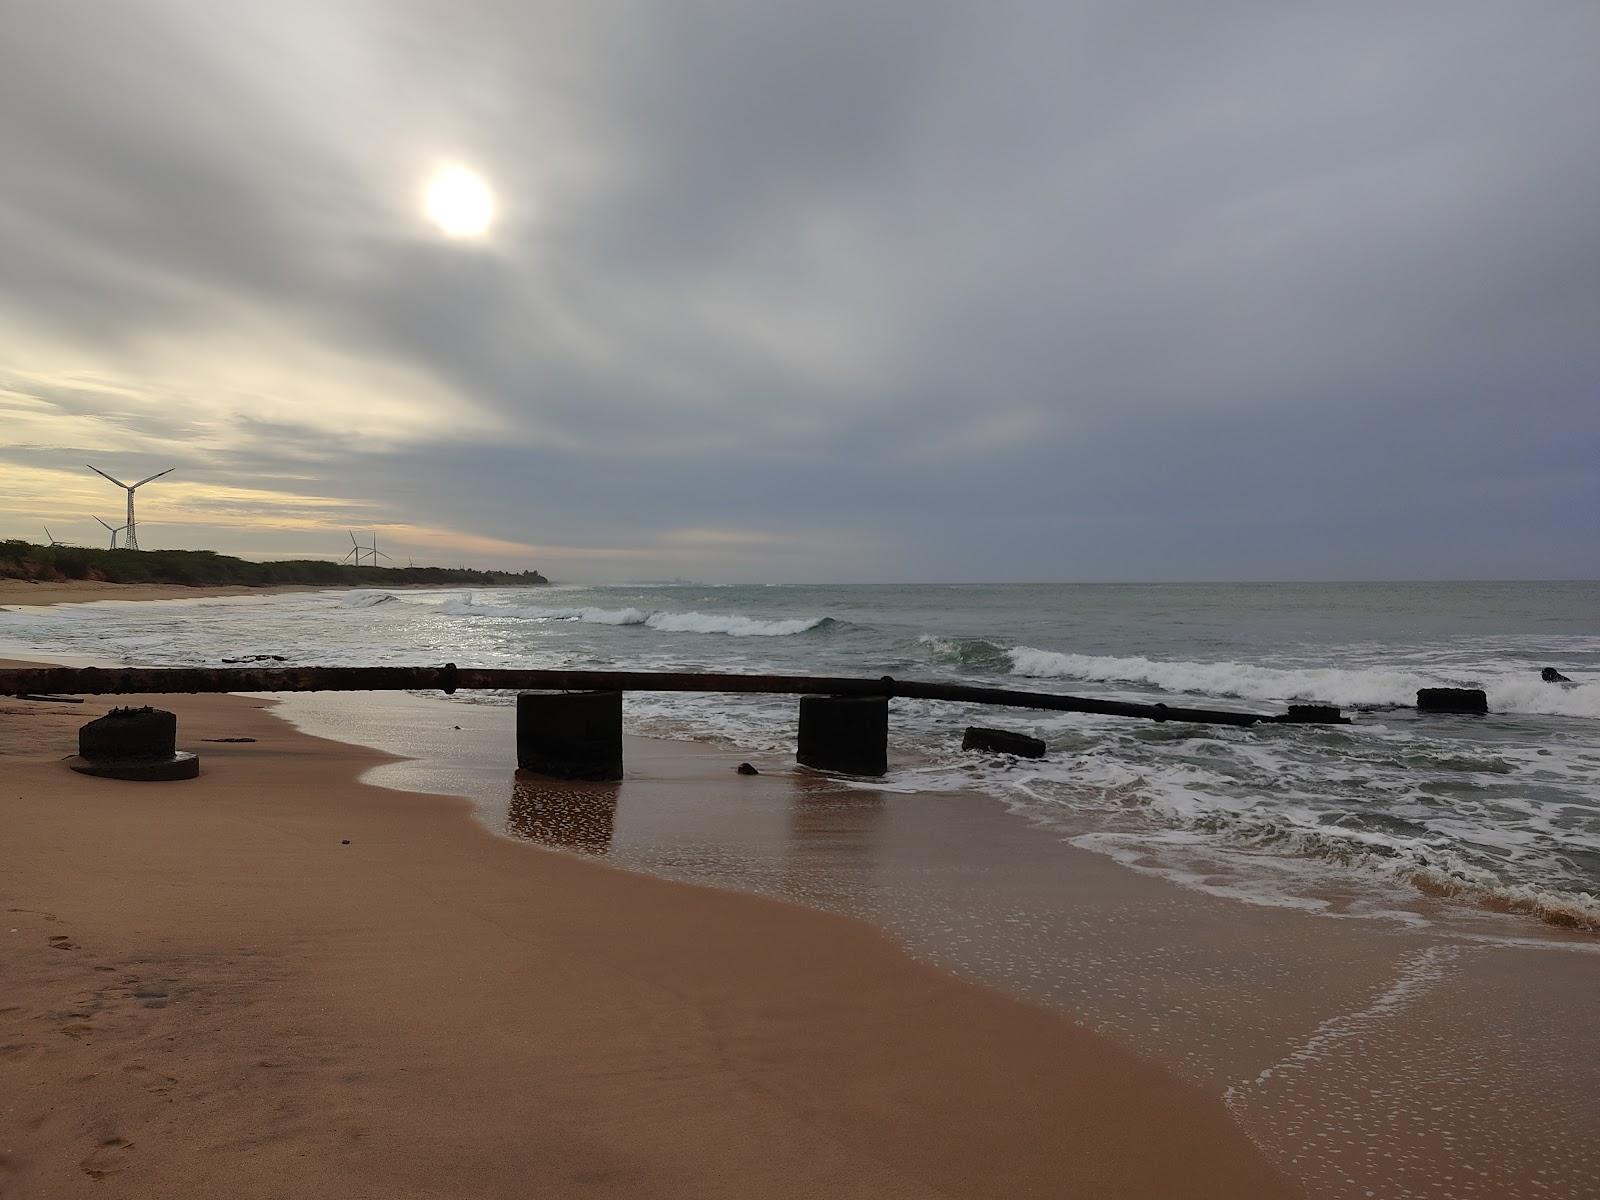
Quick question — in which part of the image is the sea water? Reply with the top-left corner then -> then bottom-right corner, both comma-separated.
5,580 -> 1598,933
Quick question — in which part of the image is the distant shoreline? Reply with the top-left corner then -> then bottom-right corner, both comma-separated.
0,579 -> 560,608
0,580 -> 341,607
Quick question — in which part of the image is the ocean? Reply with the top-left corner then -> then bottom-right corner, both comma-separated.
5,579 -> 1598,936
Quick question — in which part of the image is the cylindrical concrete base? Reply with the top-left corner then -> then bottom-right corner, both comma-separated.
797,694 -> 888,777
516,690 -> 624,780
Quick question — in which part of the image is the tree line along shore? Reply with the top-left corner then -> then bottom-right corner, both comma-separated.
0,539 -> 548,589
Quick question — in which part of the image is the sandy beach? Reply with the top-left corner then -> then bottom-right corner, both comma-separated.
0,668 -> 1293,1198
6,584 -> 1599,1200
0,582 -> 331,608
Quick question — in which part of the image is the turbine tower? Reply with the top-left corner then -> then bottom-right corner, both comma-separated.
86,465 -> 173,551
94,516 -> 127,549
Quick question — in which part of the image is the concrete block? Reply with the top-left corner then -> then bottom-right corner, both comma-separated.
797,695 -> 888,777
1416,688 -> 1488,715
517,691 -> 623,780
962,726 -> 1047,758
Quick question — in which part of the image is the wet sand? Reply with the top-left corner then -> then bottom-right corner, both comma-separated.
0,581 -> 329,607
0,676 -> 1290,1198
278,690 -> 1600,1200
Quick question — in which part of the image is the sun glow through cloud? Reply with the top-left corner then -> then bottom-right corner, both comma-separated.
423,165 -> 496,238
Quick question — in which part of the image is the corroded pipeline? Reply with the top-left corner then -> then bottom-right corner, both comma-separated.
0,664 -> 1279,726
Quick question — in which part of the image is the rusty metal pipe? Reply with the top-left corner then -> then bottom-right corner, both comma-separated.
0,664 -> 1271,726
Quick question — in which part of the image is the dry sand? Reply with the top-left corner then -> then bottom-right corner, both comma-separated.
0,677 -> 1293,1198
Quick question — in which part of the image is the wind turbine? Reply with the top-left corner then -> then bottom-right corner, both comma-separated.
341,531 -> 390,567
42,525 -> 71,547
86,464 -> 174,551
94,516 -> 127,549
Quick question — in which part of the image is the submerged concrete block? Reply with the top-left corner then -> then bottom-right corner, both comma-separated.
516,690 -> 623,780
962,726 -> 1047,758
797,694 -> 888,777
1416,688 -> 1488,715
1273,705 -> 1350,725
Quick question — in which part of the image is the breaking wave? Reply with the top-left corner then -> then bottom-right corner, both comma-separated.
438,597 -> 835,637
1005,647 -> 1600,719
341,591 -> 399,608
916,634 -> 1012,670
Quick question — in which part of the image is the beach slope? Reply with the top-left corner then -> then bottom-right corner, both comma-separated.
0,685 -> 1292,1198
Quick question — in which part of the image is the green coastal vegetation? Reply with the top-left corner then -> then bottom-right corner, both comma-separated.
0,540 -> 548,588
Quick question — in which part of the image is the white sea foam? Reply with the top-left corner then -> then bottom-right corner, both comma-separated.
1006,646 -> 1600,718
644,611 -> 830,637
437,597 -> 831,637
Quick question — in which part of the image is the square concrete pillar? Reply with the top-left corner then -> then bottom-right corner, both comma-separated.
516,690 -> 623,780
797,694 -> 888,777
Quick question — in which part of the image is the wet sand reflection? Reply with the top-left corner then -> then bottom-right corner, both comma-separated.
506,771 -> 620,854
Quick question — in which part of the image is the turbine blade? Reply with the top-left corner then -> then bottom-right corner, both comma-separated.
350,531 -> 360,547
87,464 -> 129,488
131,467 -> 175,488
94,517 -> 113,531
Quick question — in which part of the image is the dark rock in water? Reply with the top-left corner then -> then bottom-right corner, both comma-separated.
736,762 -> 760,775
1272,705 -> 1351,725
962,726 -> 1047,759
201,736 -> 256,743
1542,667 -> 1573,683
1416,687 -> 1489,715
222,654 -> 287,664
341,839 -> 351,845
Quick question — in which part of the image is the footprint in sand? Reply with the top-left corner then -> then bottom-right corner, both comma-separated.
60,1023 -> 95,1040
48,935 -> 78,951
79,1138 -> 133,1180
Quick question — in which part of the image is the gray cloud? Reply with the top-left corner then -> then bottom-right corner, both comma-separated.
1,0 -> 1596,580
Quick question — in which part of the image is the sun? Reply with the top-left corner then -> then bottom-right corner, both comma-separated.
423,165 -> 495,238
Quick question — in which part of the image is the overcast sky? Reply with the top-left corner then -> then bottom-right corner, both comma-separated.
1,1 -> 1595,581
